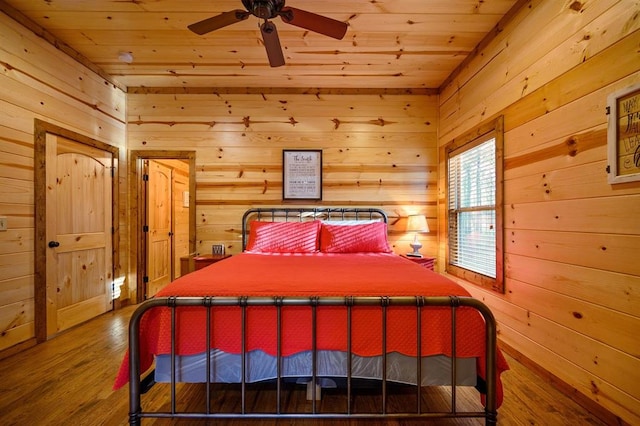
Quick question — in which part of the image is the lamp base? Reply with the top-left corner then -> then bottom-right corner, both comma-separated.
408,235 -> 423,258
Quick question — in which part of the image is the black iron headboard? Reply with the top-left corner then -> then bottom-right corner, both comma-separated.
241,207 -> 388,251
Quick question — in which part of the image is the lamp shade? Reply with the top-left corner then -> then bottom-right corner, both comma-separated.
406,214 -> 429,233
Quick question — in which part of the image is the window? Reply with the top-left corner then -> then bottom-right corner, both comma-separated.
446,117 -> 504,293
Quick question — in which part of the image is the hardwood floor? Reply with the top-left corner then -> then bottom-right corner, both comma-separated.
0,306 -> 609,426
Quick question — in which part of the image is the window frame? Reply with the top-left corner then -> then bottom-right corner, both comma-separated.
445,116 -> 504,293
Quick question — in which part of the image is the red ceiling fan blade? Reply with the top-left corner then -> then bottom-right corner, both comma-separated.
279,6 -> 347,40
188,10 -> 250,35
260,21 -> 285,67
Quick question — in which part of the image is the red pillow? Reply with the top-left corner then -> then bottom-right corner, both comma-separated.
320,222 -> 392,253
245,220 -> 320,253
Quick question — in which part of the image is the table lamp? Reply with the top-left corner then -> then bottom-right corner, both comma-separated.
406,214 -> 428,257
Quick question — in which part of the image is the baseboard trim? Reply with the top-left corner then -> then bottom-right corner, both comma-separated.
0,338 -> 37,362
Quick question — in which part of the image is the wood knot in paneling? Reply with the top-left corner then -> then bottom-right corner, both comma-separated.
565,137 -> 579,157
569,2 -> 584,12
331,117 -> 394,130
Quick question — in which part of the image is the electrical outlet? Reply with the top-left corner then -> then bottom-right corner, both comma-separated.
0,216 -> 7,232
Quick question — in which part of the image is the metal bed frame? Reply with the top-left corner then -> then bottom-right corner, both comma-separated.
126,208 -> 499,425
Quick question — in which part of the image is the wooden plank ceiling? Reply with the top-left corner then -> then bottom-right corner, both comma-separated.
1,0 -> 519,90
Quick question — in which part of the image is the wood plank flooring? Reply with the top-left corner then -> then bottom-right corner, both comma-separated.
0,306 -> 609,425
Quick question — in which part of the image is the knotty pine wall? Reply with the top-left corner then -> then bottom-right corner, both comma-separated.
2,1 -> 638,423
438,0 -> 639,424
126,90 -> 438,262
0,13 -> 127,353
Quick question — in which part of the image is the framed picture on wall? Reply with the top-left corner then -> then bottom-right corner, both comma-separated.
607,82 -> 640,184
282,149 -> 322,200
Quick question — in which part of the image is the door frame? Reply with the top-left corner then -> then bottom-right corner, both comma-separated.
34,119 -> 119,343
130,150 -> 196,304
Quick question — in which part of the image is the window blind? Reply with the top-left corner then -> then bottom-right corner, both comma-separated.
448,138 -> 496,278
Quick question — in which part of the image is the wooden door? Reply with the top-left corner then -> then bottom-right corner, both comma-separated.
45,134 -> 113,337
146,160 -> 173,297
172,170 -> 190,279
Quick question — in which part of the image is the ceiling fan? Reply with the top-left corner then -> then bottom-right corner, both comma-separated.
188,0 -> 348,67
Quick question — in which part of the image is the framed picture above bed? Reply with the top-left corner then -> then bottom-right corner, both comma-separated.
282,149 -> 323,200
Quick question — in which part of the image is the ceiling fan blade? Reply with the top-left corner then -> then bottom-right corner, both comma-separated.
260,21 -> 285,67
188,10 -> 250,35
279,7 -> 347,40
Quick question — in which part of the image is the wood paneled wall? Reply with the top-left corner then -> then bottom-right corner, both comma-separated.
3,1 -> 638,423
126,89 -> 438,262
438,0 -> 640,424
0,13 -> 127,353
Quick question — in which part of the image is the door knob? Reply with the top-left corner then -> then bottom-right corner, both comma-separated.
48,241 -> 60,248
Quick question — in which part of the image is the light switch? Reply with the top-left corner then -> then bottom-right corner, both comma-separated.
0,217 -> 6,231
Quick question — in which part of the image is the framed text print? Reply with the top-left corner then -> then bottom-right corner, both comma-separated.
607,82 -> 640,184
282,149 -> 322,200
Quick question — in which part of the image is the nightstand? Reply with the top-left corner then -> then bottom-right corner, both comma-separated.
180,254 -> 231,275
402,255 -> 436,271
194,254 -> 231,270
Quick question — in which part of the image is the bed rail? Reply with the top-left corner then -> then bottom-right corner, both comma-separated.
241,207 -> 388,250
128,296 -> 498,425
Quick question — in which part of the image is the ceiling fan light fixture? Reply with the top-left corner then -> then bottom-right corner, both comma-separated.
243,0 -> 284,19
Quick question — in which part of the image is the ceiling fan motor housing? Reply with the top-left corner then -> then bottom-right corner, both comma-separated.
242,0 -> 285,19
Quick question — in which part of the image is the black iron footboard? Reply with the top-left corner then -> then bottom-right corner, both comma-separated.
128,296 -> 498,425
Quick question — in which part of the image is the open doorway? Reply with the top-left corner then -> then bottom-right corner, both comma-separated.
130,151 -> 196,303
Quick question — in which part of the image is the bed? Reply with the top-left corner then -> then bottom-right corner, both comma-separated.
116,207 -> 508,425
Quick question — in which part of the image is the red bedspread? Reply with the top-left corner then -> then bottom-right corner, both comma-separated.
115,253 -> 507,406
